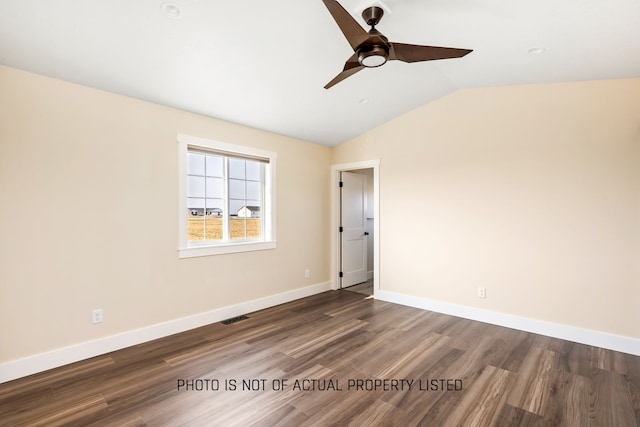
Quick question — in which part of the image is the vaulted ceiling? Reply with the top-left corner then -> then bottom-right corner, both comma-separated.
2,0 -> 640,146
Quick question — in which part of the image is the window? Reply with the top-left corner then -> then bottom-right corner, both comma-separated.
178,134 -> 276,258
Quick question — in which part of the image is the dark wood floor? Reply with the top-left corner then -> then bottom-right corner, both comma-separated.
342,279 -> 374,296
1,287 -> 639,426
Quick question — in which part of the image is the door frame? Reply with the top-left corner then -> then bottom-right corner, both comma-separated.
331,160 -> 380,296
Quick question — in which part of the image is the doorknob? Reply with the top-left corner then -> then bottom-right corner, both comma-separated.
364,232 -> 369,236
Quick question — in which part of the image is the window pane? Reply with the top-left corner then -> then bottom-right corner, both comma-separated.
230,217 -> 246,240
246,181 -> 261,200
206,155 -> 223,177
246,218 -> 261,238
187,219 -> 205,241
206,177 -> 223,198
205,198 -> 224,216
183,138 -> 272,250
187,153 -> 205,175
229,179 -> 245,199
246,161 -> 261,181
205,217 -> 223,240
229,158 -> 245,179
237,205 -> 257,218
188,176 -> 205,198
245,201 -> 261,218
187,197 -> 205,210
229,198 -> 245,215
187,197 -> 205,208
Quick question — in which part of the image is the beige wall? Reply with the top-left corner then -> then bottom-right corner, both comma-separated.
1,65 -> 638,368
0,66 -> 331,363
333,78 -> 640,339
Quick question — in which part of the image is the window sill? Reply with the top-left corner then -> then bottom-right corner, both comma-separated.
178,241 -> 277,258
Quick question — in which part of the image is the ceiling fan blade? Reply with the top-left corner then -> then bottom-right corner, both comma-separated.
324,54 -> 364,89
390,43 -> 472,63
322,0 -> 370,50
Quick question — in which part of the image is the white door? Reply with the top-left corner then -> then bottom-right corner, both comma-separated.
340,171 -> 368,287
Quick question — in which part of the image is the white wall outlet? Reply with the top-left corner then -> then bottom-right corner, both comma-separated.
92,309 -> 103,324
304,269 -> 310,278
477,287 -> 486,299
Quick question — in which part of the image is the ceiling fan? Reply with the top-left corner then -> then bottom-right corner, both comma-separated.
322,0 -> 473,89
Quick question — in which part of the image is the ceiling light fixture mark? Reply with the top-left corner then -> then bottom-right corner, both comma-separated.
528,47 -> 546,55
162,2 -> 182,18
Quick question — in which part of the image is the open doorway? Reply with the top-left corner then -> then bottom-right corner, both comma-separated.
340,170 -> 369,288
331,160 -> 380,297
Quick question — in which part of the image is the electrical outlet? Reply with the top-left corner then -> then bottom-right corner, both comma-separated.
304,269 -> 310,278
477,287 -> 486,299
92,309 -> 103,324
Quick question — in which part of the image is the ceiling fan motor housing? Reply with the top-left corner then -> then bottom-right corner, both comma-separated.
357,7 -> 389,68
358,44 -> 389,67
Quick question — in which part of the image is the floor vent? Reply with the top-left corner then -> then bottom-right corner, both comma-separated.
221,315 -> 249,325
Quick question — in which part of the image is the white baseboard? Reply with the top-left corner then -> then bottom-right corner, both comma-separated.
0,281 -> 332,384
376,290 -> 640,356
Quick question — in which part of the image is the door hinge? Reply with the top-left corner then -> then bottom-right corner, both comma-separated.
339,226 -> 343,232
339,272 -> 344,278
339,181 -> 344,187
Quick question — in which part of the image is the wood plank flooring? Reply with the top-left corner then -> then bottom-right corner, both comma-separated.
1,287 -> 639,426
341,280 -> 374,295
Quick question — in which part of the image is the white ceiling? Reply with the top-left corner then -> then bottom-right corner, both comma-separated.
1,0 -> 640,146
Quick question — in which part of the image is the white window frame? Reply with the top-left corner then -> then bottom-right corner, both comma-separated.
178,133 -> 277,258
